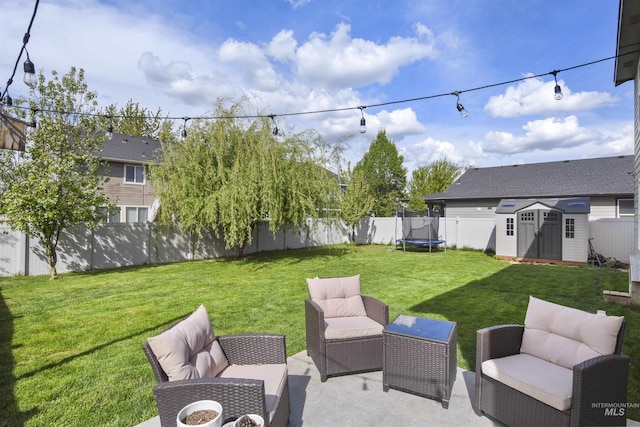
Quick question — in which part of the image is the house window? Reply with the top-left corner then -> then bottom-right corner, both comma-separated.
125,165 -> 145,184
97,207 -> 121,223
618,199 -> 633,217
565,218 -> 575,239
506,218 -> 514,236
126,207 -> 148,223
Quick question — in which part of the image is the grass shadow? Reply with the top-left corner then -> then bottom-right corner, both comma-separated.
409,263 -> 637,373
13,314 -> 187,383
0,287 -> 38,425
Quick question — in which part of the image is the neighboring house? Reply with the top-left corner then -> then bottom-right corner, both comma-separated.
423,155 -> 634,263
99,132 -> 162,223
615,0 -> 640,251
612,0 -> 640,303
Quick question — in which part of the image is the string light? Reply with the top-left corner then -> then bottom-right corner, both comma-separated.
453,91 -> 469,118
3,47 -> 640,134
22,49 -> 37,89
359,106 -> 366,134
181,117 -> 190,138
551,70 -> 563,100
269,114 -> 279,136
1,0 -> 40,107
1,95 -> 12,115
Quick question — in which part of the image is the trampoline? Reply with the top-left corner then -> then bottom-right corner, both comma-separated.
391,208 -> 446,252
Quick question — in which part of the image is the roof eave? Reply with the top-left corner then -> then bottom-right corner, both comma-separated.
614,0 -> 640,86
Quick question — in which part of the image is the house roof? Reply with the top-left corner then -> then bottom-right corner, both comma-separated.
614,0 -> 640,86
100,132 -> 162,164
495,197 -> 591,214
424,155 -> 634,202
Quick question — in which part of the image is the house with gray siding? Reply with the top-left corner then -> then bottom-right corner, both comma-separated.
611,0 -> 640,303
424,155 -> 634,263
99,132 -> 161,223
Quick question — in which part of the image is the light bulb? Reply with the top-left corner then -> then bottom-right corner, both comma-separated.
359,117 -> 366,134
1,95 -> 13,115
457,103 -> 469,118
554,84 -> 563,101
23,58 -> 37,89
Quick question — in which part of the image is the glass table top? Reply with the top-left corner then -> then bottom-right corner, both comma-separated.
385,314 -> 455,342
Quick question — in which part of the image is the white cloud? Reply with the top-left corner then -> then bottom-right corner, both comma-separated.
375,108 -> 426,136
287,0 -> 313,9
584,122 -> 634,157
137,52 -> 238,105
400,136 -> 477,173
295,22 -> 438,88
218,39 -> 280,90
267,30 -> 298,63
484,76 -> 617,118
483,116 -> 598,154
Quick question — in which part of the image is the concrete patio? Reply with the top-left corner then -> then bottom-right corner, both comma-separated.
137,350 -> 640,426
136,350 -> 501,426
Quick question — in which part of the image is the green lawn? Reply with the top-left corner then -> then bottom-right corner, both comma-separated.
0,244 -> 637,425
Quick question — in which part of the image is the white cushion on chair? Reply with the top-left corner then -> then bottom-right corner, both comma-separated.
324,316 -> 384,339
306,275 -> 367,318
147,305 -> 229,381
482,353 -> 573,411
520,296 -> 624,369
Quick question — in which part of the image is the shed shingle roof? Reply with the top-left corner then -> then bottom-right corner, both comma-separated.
424,155 -> 634,201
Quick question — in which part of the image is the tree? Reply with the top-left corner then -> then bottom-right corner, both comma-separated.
150,99 -> 342,257
0,67 -> 115,279
407,158 -> 465,210
354,129 -> 407,216
340,164 -> 375,244
99,100 -> 167,139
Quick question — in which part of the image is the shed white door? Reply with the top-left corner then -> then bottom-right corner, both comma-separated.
517,210 -> 562,260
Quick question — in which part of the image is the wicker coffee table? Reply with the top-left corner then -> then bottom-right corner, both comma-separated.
383,314 -> 457,408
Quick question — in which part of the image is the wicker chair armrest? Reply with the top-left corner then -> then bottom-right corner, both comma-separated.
305,299 -> 325,332
154,377 -> 267,426
361,295 -> 389,326
570,354 -> 630,426
218,334 -> 286,365
476,324 -> 524,366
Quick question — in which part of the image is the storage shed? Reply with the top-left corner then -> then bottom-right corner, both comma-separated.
494,197 -> 590,264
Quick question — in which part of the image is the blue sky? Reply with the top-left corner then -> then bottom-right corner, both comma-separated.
0,0 -> 632,175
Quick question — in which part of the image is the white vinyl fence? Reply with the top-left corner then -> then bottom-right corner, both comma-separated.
0,216 -> 633,277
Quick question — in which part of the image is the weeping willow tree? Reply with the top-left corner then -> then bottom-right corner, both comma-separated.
150,100 -> 343,257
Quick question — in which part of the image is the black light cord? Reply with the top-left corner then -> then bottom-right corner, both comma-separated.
1,0 -> 40,100
2,7 -> 639,126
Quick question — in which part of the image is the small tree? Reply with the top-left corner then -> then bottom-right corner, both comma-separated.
407,158 -> 465,210
340,164 -> 375,244
354,129 -> 407,217
99,100 -> 166,139
0,67 -> 115,279
150,99 -> 342,257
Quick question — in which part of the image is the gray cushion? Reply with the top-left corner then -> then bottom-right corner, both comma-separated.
324,316 -> 384,339
482,353 -> 573,411
147,305 -> 229,381
520,296 -> 624,369
220,363 -> 288,423
306,275 -> 366,318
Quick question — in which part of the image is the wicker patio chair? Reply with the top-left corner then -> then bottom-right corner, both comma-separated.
475,296 -> 629,427
305,274 -> 389,382
143,305 -> 290,427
